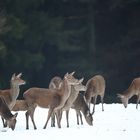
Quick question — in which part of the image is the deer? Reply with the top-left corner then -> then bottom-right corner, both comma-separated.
23,72 -> 81,129
0,96 -> 18,131
49,76 -> 62,89
0,73 -> 25,127
70,93 -> 93,126
117,77 -> 140,109
51,77 -> 87,127
62,78 -> 85,111
49,75 -> 93,127
85,75 -> 105,114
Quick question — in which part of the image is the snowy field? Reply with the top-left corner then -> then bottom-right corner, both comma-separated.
0,103 -> 140,140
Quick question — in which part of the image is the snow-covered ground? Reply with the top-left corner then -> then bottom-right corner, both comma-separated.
0,104 -> 139,140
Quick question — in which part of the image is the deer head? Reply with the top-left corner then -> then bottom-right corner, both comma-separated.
7,112 -> 18,130
117,94 -> 128,108
85,110 -> 93,126
11,73 -> 26,86
64,72 -> 79,85
73,78 -> 86,92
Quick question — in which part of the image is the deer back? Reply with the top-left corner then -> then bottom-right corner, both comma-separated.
85,75 -> 105,102
23,87 -> 61,108
118,77 -> 140,108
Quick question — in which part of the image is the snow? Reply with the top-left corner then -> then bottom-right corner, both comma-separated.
0,104 -> 139,140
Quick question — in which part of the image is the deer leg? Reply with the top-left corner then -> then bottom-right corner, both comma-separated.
66,110 -> 69,128
51,112 -> 55,127
25,105 -> 37,130
25,111 -> 29,129
30,108 -> 37,129
101,96 -> 104,111
92,96 -> 97,114
136,95 -> 140,109
76,110 -> 83,125
43,108 -> 54,129
79,111 -> 83,125
55,109 -> 62,128
88,102 -> 91,112
76,110 -> 80,125
1,117 -> 7,127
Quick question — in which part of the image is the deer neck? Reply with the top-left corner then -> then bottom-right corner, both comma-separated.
0,97 -> 14,120
54,79 -> 72,111
10,83 -> 20,102
123,87 -> 136,99
63,86 -> 79,111
60,78 -> 71,98
2,112 -> 13,120
81,102 -> 89,117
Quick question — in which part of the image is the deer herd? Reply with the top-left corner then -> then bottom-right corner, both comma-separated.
0,72 -> 140,131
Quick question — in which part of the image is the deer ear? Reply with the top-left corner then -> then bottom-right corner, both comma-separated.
79,78 -> 84,83
11,73 -> 16,80
16,73 -> 22,78
13,112 -> 18,119
64,72 -> 69,78
117,94 -> 124,99
70,71 -> 75,76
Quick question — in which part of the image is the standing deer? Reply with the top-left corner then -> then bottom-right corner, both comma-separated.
0,96 -> 18,131
118,77 -> 140,109
23,72 -> 81,129
0,73 -> 25,127
85,75 -> 105,114
52,77 -> 86,127
49,75 -> 88,127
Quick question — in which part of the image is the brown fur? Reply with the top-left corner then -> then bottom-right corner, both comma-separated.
118,77 -> 140,108
85,75 -> 105,114
0,73 -> 25,127
0,73 -> 25,109
51,78 -> 86,127
66,94 -> 93,127
12,100 -> 28,112
0,96 -> 18,130
23,72 -> 80,129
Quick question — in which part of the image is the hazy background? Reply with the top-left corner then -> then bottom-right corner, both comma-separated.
0,0 -> 140,103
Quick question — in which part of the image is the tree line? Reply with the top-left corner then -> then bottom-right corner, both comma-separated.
0,0 -> 140,103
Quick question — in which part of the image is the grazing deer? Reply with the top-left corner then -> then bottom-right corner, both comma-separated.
66,94 -> 93,127
0,73 -> 25,127
23,72 -> 81,129
12,100 -> 28,112
85,75 -> 105,114
0,96 -> 18,131
118,77 -> 140,109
